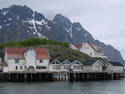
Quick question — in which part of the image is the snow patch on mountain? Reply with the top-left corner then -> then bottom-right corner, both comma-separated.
2,11 -> 8,15
35,20 -> 46,25
84,33 -> 89,37
8,18 -> 11,21
17,16 -> 19,20
64,27 -> 73,38
76,27 -> 81,31
69,27 -> 73,38
32,11 -> 43,38
64,27 -> 70,32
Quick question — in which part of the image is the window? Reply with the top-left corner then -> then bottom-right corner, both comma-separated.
15,59 -> 19,63
36,66 -> 47,69
56,65 -> 61,70
53,65 -> 55,69
90,53 -> 92,56
16,66 -> 18,70
20,66 -> 22,70
40,60 -> 43,63
25,66 -> 27,70
74,66 -> 76,70
64,65 -> 66,69
53,64 -> 61,70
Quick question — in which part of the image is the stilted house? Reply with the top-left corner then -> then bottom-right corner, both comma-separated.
49,59 -> 83,72
83,60 -> 106,72
62,60 -> 71,72
71,60 -> 83,72
3,48 -> 50,73
107,61 -> 124,73
49,59 -> 62,72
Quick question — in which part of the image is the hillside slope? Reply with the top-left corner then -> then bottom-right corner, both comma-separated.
0,38 -> 93,62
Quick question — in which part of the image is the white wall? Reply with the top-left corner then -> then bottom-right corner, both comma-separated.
71,64 -> 83,72
7,59 -> 25,72
80,43 -> 104,57
3,67 -> 8,72
92,61 -> 103,72
36,59 -> 49,72
83,66 -> 92,72
24,48 -> 36,70
48,64 -> 62,72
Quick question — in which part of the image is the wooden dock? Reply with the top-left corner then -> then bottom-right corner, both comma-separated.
0,72 -> 124,82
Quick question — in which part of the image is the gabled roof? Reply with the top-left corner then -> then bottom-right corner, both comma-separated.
62,60 -> 71,64
72,60 -> 82,64
88,43 -> 103,53
72,44 -> 82,49
50,59 -> 61,64
109,61 -> 123,67
6,48 -> 50,59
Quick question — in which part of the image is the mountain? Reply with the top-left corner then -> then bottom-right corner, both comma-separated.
0,5 -> 124,64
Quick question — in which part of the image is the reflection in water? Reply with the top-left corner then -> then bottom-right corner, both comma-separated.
0,80 -> 125,94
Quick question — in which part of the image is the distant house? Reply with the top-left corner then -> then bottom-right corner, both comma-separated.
71,42 -> 107,58
83,60 -> 106,72
3,48 -> 50,73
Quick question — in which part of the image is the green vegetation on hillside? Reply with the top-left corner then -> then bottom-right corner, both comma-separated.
0,38 -> 70,49
0,38 -> 94,63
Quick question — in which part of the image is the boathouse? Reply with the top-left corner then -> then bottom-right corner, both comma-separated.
83,60 -> 106,72
3,48 -> 50,73
49,59 -> 83,72
49,59 -> 62,72
108,61 -> 124,73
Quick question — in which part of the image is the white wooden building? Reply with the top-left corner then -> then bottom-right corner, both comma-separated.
49,59 -> 83,72
71,60 -> 83,72
3,48 -> 50,72
48,59 -> 62,72
83,59 -> 124,73
107,61 -> 124,73
71,42 -> 107,58
83,60 -> 106,72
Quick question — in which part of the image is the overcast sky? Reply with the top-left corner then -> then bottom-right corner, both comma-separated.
0,0 -> 125,59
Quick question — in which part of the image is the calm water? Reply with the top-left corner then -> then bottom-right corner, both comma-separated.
0,80 -> 125,94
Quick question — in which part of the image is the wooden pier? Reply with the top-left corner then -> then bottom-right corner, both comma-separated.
0,72 -> 124,82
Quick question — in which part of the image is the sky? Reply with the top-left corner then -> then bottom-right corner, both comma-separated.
0,0 -> 125,59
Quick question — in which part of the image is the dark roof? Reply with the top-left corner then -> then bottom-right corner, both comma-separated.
49,59 -> 61,64
109,61 -> 123,66
62,60 -> 71,64
83,60 -> 97,66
